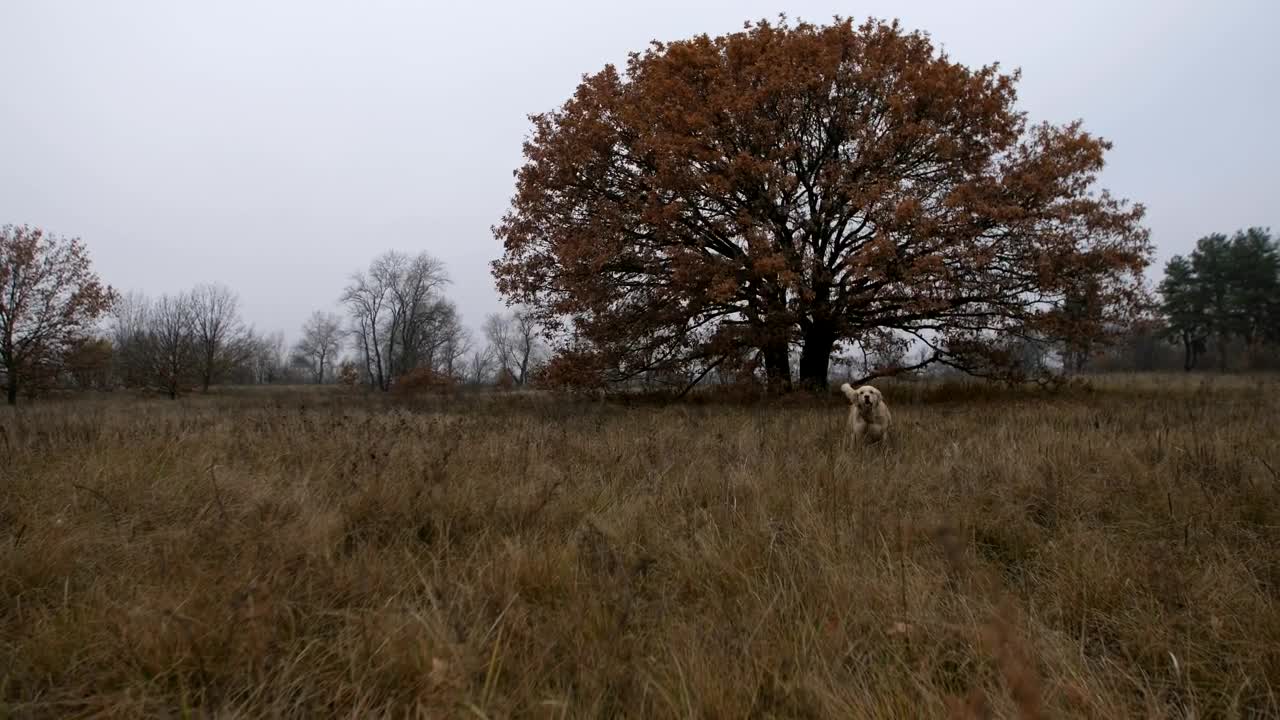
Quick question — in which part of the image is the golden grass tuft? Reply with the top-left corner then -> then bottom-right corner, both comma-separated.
2,374 -> 1279,718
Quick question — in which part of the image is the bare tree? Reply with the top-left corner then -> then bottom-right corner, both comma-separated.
225,328 -> 287,385
143,292 -> 199,399
251,330 -> 290,384
110,291 -> 149,340
437,318 -> 472,380
512,310 -> 544,385
342,259 -> 395,390
112,292 -> 282,391
467,345 -> 496,385
484,308 -> 542,386
1,225 -> 115,404
484,314 -> 513,382
293,311 -> 344,383
342,250 -> 453,389
190,283 -> 248,392
387,252 -> 450,375
412,298 -> 466,376
109,290 -> 151,388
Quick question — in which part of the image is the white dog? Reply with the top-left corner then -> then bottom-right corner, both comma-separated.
841,383 -> 891,444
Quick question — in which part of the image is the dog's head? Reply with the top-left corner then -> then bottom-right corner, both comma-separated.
841,383 -> 883,410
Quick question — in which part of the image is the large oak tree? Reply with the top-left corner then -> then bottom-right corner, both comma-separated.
492,17 -> 1151,390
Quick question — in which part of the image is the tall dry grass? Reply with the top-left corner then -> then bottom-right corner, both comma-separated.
2,375 -> 1278,718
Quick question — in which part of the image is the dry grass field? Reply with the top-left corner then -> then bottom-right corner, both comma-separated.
3,375 -> 1279,718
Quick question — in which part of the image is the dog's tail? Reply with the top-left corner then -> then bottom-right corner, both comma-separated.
840,383 -> 857,403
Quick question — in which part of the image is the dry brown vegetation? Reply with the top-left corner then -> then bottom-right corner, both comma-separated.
3,375 -> 1279,718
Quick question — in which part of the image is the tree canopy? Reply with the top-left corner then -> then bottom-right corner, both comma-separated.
1,225 -> 115,404
1158,228 -> 1279,371
493,17 -> 1151,390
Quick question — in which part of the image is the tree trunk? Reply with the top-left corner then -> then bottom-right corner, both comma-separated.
1072,346 -> 1089,374
797,324 -> 836,391
361,338 -> 376,388
6,371 -> 16,406
1244,333 -> 1259,371
762,342 -> 792,393
1182,334 -> 1193,372
1217,334 -> 1229,373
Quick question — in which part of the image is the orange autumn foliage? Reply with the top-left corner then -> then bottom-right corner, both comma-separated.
493,17 -> 1150,390
1,225 -> 116,404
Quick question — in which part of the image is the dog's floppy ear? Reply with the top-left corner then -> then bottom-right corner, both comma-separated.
840,383 -> 857,402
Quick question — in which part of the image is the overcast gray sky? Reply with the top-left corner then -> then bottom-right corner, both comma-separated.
2,0 -> 1277,342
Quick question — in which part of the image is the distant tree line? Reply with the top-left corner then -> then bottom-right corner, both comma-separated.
2,230 -> 1273,406
108,286 -> 274,398
2,224 -> 546,403
99,249 -> 549,399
